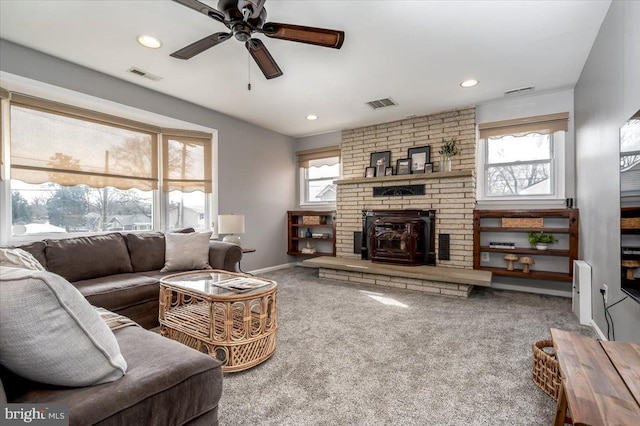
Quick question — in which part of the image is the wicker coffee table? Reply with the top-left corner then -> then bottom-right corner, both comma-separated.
159,270 -> 277,372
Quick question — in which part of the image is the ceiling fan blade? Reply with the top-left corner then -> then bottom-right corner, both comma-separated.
172,0 -> 225,22
246,39 -> 283,80
170,32 -> 232,60
261,22 -> 345,49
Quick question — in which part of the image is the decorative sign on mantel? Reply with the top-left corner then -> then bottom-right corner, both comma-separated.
373,185 -> 425,197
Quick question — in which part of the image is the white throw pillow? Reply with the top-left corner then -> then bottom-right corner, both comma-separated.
0,267 -> 127,387
0,248 -> 45,271
161,231 -> 213,272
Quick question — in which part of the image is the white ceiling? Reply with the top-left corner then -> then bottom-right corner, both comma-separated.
0,0 -> 611,138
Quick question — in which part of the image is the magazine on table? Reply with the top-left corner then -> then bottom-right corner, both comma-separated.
209,275 -> 269,292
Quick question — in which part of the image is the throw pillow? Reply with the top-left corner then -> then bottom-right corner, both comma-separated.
161,231 -> 212,272
0,248 -> 46,271
0,268 -> 127,387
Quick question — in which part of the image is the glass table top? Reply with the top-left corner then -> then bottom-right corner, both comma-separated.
160,270 -> 276,296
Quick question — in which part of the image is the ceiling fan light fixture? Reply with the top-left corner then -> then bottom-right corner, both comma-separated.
306,114 -> 318,121
460,79 -> 479,88
137,35 -> 162,49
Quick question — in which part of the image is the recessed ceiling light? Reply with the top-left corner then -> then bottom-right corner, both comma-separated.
460,79 -> 479,88
306,114 -> 318,121
137,35 -> 162,49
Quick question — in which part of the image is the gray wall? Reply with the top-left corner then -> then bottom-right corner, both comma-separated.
0,39 -> 296,271
575,0 -> 640,343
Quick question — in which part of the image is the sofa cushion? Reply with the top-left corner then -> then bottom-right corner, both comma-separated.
124,232 -> 165,272
0,248 -> 45,271
161,231 -> 212,272
73,273 -> 160,313
3,326 -> 223,426
15,241 -> 47,269
0,268 -> 127,387
45,233 -> 133,282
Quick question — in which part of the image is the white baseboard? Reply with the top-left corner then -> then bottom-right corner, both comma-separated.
491,282 -> 572,298
590,319 -> 607,341
248,263 -> 296,275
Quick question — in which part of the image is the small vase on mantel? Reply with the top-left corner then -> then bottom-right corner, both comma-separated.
438,139 -> 458,172
440,157 -> 452,172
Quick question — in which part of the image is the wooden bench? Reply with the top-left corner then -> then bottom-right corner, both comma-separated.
550,328 -> 640,426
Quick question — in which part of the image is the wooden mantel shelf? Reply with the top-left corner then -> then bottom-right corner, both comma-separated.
335,170 -> 472,185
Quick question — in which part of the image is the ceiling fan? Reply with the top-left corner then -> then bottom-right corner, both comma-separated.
170,0 -> 345,80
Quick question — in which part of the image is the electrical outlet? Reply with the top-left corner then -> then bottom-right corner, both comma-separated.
602,283 -> 608,303
481,252 -> 490,262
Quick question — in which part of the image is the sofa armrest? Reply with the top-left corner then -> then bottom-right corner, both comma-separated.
208,241 -> 242,272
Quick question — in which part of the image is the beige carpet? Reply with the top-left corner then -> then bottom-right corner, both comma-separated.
218,266 -> 593,425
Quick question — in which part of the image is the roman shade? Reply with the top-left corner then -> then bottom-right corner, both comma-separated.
478,112 -> 569,139
296,145 -> 341,168
162,130 -> 212,193
9,94 -> 159,190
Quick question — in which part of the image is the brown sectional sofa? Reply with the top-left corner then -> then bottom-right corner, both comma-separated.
17,231 -> 242,329
1,231 -> 243,425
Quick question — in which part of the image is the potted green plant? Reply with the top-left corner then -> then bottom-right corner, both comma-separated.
438,139 -> 459,172
528,231 -> 558,250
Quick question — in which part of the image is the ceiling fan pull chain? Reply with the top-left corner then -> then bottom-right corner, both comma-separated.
247,48 -> 252,91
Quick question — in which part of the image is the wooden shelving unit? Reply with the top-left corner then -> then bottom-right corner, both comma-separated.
473,209 -> 579,282
287,210 -> 336,257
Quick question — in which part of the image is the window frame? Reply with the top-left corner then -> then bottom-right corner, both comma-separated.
0,91 -> 217,245
476,130 -> 566,203
296,145 -> 341,207
299,157 -> 341,206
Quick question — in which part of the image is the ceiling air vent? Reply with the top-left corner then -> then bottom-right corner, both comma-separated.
366,97 -> 397,110
127,67 -> 162,82
504,86 -> 535,97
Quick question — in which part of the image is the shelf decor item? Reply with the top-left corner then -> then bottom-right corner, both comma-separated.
504,253 -> 519,271
528,231 -> 558,250
302,215 -> 321,225
438,138 -> 459,172
370,151 -> 391,177
396,158 -> 410,175
408,146 -> 430,174
519,256 -> 535,273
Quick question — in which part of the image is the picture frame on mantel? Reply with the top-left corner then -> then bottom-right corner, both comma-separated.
365,167 -> 375,178
408,146 -> 431,174
396,158 -> 410,175
385,167 -> 394,176
370,151 -> 391,177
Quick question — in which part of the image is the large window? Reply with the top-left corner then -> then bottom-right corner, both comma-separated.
296,146 -> 340,205
1,91 -> 214,239
477,112 -> 568,200
484,133 -> 553,196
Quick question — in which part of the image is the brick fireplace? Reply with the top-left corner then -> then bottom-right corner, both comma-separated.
336,107 -> 476,270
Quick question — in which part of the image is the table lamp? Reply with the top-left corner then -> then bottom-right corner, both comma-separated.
218,214 -> 245,246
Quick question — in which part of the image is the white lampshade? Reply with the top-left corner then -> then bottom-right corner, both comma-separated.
218,214 -> 245,234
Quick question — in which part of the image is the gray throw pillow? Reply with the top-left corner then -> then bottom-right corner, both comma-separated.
0,248 -> 45,271
0,268 -> 127,387
161,231 -> 212,272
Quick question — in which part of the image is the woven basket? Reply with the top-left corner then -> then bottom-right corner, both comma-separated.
502,218 -> 543,228
621,217 -> 640,229
532,339 -> 561,400
302,216 -> 322,225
